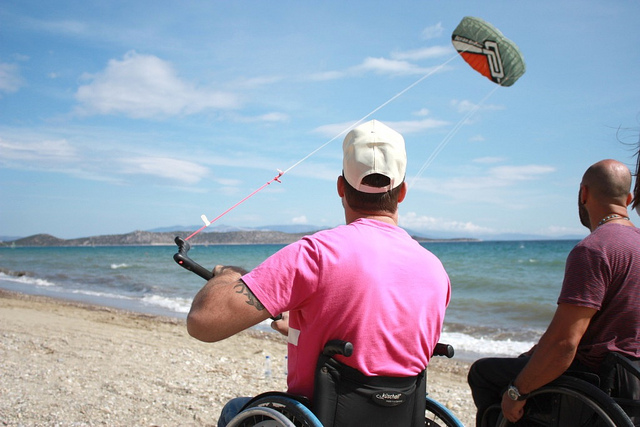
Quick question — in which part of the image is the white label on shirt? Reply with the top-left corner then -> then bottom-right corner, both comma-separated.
288,327 -> 300,346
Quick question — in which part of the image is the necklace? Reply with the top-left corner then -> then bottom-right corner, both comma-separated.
598,214 -> 630,226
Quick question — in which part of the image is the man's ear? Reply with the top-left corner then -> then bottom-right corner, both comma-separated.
397,182 -> 408,203
580,184 -> 588,204
337,175 -> 345,197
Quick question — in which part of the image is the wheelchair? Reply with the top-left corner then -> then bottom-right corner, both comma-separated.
487,353 -> 640,427
173,238 -> 463,426
226,341 -> 464,427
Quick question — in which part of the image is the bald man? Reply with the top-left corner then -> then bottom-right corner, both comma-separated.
468,159 -> 640,426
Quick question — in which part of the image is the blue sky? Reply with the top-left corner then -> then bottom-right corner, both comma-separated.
1,1 -> 639,240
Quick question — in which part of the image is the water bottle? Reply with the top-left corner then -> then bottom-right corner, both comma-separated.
264,355 -> 272,379
284,355 -> 288,377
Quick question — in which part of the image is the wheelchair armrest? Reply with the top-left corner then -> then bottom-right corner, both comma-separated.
322,340 -> 353,357
242,391 -> 311,411
565,370 -> 601,387
607,353 -> 640,383
434,343 -> 455,358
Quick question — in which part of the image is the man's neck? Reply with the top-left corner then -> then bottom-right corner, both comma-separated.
345,210 -> 398,226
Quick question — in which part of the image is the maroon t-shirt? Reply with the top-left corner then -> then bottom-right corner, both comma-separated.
558,223 -> 640,370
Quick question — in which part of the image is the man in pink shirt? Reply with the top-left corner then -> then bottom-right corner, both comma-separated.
187,119 -> 451,426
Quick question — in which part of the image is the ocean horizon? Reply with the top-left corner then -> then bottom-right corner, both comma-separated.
0,239 -> 579,361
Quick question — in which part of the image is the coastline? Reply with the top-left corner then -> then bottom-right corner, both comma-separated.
0,289 -> 475,426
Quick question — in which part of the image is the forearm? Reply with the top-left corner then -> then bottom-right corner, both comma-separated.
513,333 -> 577,394
502,303 -> 594,423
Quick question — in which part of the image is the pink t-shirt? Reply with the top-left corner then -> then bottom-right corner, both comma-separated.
242,218 -> 451,400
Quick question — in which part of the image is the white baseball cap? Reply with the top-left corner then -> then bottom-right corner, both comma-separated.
342,119 -> 407,194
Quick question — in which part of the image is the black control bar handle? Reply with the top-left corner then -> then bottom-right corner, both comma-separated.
173,236 -> 282,321
434,343 -> 455,358
173,236 -> 214,280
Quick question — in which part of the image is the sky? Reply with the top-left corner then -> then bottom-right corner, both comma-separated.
1,1 -> 639,240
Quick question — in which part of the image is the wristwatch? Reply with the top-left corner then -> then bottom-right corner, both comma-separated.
507,382 -> 529,401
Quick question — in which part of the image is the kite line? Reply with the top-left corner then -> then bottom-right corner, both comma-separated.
185,16 -> 526,240
185,54 -> 460,241
408,84 -> 500,190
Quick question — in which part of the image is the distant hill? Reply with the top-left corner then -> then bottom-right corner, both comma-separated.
148,224 -> 325,234
1,230 -> 309,247
0,227 -> 479,247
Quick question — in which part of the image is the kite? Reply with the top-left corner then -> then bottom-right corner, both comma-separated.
452,16 -> 526,87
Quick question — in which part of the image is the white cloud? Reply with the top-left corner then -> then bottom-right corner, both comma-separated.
391,45 -> 451,61
409,164 -> 556,212
307,42 -> 451,82
451,99 -> 505,114
422,23 -> 445,40
0,62 -> 24,95
307,70 -> 347,81
0,137 -> 77,162
119,156 -> 209,184
0,129 -> 216,185
392,118 -> 450,134
415,164 -> 555,194
292,215 -> 308,224
542,225 -> 587,237
310,57 -> 447,82
233,75 -> 284,88
74,51 -> 240,118
313,118 -> 449,138
356,57 -> 432,76
235,112 -> 290,123
401,212 -> 493,233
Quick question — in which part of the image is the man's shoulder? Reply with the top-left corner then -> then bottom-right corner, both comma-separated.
572,225 -> 640,258
581,224 -> 637,242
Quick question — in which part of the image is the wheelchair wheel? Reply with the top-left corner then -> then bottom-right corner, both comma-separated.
495,376 -> 633,427
227,406 -> 296,427
425,396 -> 465,427
244,395 -> 322,427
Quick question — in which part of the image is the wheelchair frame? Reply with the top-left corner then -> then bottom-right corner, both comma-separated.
493,354 -> 640,427
226,394 -> 464,427
227,342 -> 464,427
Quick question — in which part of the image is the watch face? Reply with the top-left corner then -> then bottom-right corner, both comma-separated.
507,386 -> 520,401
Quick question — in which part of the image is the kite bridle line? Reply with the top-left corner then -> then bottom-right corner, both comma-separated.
184,54 -> 460,241
408,83 -> 501,190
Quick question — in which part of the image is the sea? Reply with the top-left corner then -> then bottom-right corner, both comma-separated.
0,239 -> 580,361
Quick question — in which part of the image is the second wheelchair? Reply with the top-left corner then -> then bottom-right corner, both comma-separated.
483,352 -> 640,427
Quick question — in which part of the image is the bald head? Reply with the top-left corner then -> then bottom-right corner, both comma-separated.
582,159 -> 632,206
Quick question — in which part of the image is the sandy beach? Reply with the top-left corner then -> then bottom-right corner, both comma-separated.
0,289 -> 475,426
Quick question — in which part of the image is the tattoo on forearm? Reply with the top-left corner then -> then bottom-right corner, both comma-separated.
234,280 -> 265,311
